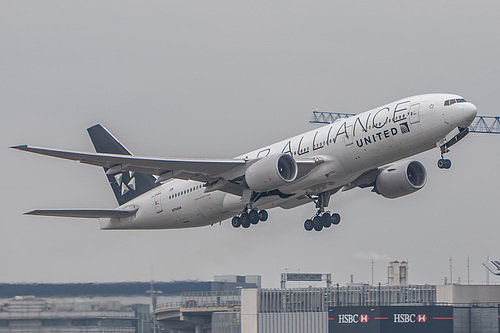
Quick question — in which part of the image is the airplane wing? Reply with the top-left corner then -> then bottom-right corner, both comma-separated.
11,145 -> 246,180
11,145 -> 318,195
24,208 -> 138,219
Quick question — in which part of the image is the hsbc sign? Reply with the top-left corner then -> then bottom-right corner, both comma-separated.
338,314 -> 369,324
393,313 -> 427,323
329,306 -> 452,333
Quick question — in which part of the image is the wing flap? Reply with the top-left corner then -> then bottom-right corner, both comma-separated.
24,208 -> 138,219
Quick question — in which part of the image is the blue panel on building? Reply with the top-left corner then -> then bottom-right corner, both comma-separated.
329,306 -> 453,333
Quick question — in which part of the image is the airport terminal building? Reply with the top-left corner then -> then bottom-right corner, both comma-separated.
156,284 -> 500,333
2,277 -> 500,332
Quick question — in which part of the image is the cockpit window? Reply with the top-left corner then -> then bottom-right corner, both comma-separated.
444,98 -> 466,106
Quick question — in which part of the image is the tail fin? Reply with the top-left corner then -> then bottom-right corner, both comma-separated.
87,124 -> 160,206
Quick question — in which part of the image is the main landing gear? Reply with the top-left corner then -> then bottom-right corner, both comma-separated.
304,212 -> 341,232
231,209 -> 268,229
304,191 -> 341,232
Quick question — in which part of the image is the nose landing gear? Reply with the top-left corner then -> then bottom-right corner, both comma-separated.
437,127 -> 470,169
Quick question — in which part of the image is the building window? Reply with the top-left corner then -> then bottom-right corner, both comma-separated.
42,319 -> 69,326
71,319 -> 99,326
101,319 -> 134,327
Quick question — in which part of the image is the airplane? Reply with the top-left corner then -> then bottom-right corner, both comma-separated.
11,93 -> 477,232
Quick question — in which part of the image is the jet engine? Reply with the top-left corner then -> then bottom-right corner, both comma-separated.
375,160 -> 427,199
245,154 -> 298,192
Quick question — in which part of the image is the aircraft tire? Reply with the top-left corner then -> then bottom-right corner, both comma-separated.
322,213 -> 332,228
304,219 -> 313,231
249,209 -> 260,224
313,223 -> 323,231
241,213 -> 251,228
438,159 -> 452,169
444,159 -> 452,169
231,216 -> 241,228
331,213 -> 341,225
258,210 -> 268,222
313,216 -> 322,230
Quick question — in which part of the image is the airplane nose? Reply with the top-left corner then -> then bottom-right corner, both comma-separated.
462,102 -> 477,126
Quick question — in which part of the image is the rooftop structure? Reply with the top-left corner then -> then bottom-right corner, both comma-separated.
0,296 -> 150,333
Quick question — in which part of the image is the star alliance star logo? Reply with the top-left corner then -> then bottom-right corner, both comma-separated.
114,171 -> 136,196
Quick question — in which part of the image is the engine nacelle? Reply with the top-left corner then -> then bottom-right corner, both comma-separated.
375,160 -> 427,199
245,154 -> 298,192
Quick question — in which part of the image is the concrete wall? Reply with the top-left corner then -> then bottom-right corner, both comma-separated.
453,307 -> 498,333
241,289 -> 258,333
436,285 -> 500,304
258,312 -> 327,333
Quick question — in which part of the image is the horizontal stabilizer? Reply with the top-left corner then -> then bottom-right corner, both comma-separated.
24,208 -> 138,219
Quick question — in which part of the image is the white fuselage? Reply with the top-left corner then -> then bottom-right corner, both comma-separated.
101,93 -> 476,230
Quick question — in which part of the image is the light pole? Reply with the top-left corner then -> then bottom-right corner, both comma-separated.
147,281 -> 163,333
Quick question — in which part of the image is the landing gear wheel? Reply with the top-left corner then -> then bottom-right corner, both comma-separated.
258,210 -> 268,222
438,158 -> 452,169
313,216 -> 323,231
248,209 -> 260,224
231,216 -> 241,228
321,213 -> 332,228
304,219 -> 313,231
240,212 -> 251,228
331,213 -> 341,225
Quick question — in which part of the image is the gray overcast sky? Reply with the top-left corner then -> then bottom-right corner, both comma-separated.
1,0 -> 500,288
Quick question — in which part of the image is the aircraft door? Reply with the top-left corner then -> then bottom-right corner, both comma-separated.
410,103 -> 420,124
153,193 -> 163,214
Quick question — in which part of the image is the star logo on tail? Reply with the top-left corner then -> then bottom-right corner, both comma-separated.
114,171 -> 136,196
